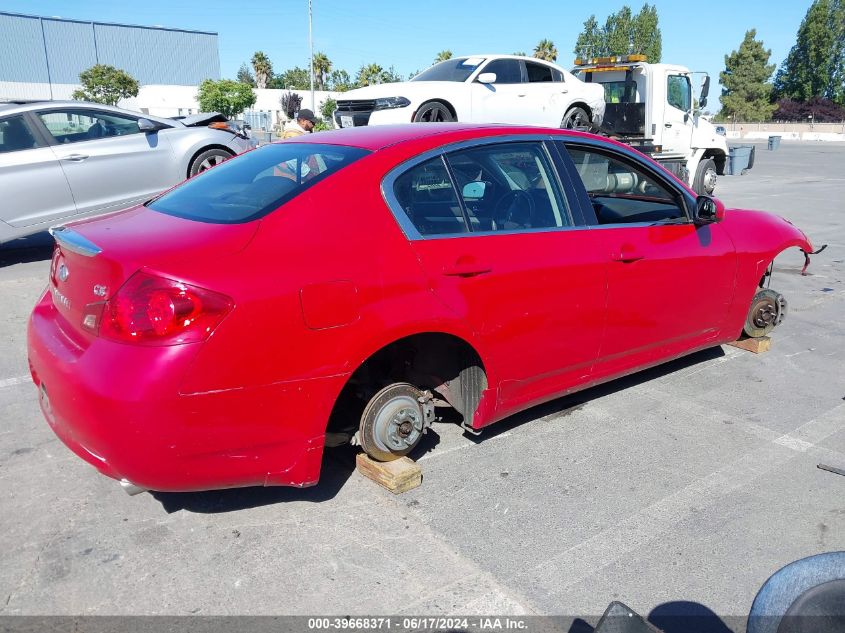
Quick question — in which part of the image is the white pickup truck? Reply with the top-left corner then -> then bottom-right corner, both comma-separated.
572,55 -> 732,195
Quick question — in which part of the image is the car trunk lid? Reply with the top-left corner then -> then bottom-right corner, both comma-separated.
48,206 -> 257,338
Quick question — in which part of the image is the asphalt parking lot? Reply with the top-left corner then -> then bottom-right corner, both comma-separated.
0,141 -> 843,628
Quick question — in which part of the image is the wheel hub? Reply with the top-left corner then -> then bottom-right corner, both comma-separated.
703,168 -> 717,193
373,397 -> 424,453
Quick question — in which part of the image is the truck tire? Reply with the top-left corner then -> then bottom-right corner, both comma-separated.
693,158 -> 717,195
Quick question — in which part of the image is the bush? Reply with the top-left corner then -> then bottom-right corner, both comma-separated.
72,65 -> 139,106
280,91 -> 303,120
196,79 -> 256,118
773,97 -> 845,122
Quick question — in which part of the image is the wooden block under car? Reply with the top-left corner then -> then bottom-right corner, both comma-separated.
727,335 -> 772,354
355,453 -> 422,494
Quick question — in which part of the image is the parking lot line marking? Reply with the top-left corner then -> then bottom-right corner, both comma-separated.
514,403 -> 845,595
0,375 -> 29,389
774,434 -> 815,452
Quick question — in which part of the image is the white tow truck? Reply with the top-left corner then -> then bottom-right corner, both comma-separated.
572,55 -> 732,195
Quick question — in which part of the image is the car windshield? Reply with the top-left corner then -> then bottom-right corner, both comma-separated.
146,143 -> 370,224
411,57 -> 485,82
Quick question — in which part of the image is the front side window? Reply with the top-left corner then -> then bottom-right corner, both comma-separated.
0,115 -> 41,153
147,143 -> 369,223
563,144 -> 688,224
667,75 -> 692,112
37,109 -> 147,144
446,142 -> 570,231
481,59 -> 522,84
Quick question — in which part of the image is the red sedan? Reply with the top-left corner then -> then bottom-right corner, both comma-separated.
27,124 -> 814,493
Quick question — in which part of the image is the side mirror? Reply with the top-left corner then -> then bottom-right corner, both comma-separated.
462,181 -> 486,199
477,72 -> 497,84
700,75 -> 710,109
138,118 -> 161,133
694,195 -> 725,224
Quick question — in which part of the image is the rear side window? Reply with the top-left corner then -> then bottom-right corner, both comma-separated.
393,157 -> 468,236
0,115 -> 41,153
525,61 -> 554,83
147,143 -> 370,223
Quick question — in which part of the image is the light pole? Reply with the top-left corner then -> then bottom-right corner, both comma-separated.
309,0 -> 315,113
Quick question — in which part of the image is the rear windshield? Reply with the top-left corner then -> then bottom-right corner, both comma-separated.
147,143 -> 370,223
411,57 -> 485,82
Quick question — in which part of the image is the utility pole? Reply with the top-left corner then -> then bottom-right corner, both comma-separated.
309,0 -> 315,113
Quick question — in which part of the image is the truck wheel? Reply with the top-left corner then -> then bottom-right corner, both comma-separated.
561,106 -> 591,131
413,101 -> 455,123
359,383 -> 426,462
694,158 -> 717,195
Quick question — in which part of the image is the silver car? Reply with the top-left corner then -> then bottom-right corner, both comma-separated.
0,101 -> 254,244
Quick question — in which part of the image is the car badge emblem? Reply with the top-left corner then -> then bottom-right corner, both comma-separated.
93,284 -> 108,297
58,264 -> 69,282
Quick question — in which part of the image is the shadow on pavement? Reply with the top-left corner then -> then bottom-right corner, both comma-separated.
152,445 -> 359,513
467,345 -> 727,442
0,231 -> 53,267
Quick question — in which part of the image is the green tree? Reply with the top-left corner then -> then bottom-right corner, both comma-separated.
273,67 -> 311,90
356,63 -> 385,87
328,69 -> 354,91
312,52 -> 332,91
320,96 -> 337,121
574,15 -> 603,59
382,65 -> 403,83
720,30 -> 777,121
435,50 -> 453,63
196,79 -> 256,118
251,51 -> 273,89
71,64 -> 139,105
773,0 -> 845,104
236,63 -> 255,86
572,4 -> 662,62
533,38 -> 558,62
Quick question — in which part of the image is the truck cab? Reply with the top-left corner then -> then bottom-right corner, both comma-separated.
572,55 -> 730,195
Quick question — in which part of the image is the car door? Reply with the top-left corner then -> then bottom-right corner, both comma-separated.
660,74 -> 695,157
34,108 -> 177,217
523,60 -> 569,127
470,58 -> 529,125
384,138 -> 607,418
556,140 -> 737,379
0,113 -> 77,230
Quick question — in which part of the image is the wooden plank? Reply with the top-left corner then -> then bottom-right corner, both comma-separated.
355,453 -> 422,494
727,335 -> 772,354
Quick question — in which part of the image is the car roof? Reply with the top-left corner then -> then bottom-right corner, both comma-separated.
0,100 -> 176,124
278,123 -> 593,151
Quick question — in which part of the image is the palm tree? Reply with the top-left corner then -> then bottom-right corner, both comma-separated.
533,39 -> 558,62
356,63 -> 385,87
251,51 -> 273,89
434,50 -> 453,63
312,51 -> 332,91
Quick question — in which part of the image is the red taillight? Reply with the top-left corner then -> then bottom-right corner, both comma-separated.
91,272 -> 233,346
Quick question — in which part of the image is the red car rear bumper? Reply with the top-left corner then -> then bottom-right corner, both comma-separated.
27,293 -> 346,492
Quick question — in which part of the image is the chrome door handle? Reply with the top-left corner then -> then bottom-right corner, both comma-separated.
61,154 -> 89,161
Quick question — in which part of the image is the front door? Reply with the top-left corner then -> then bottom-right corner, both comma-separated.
387,139 -> 607,417
659,73 -> 695,157
558,141 -> 737,379
35,108 -> 176,217
470,58 -> 529,125
0,114 -> 77,229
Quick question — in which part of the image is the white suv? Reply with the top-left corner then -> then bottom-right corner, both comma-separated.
334,55 -> 605,131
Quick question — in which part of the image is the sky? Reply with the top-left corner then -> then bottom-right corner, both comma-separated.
3,0 -> 813,103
